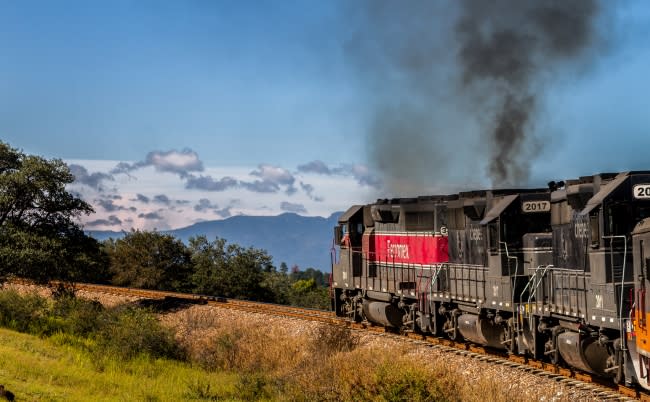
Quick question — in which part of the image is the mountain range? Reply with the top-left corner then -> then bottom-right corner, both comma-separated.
87,212 -> 342,272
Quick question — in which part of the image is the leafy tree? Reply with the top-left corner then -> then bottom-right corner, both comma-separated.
287,278 -> 330,309
260,266 -> 291,304
188,236 -> 228,295
104,230 -> 192,291
290,267 -> 327,287
189,236 -> 274,300
0,141 -> 106,283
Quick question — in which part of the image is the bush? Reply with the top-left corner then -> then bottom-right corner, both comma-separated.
41,295 -> 103,337
94,306 -> 184,361
311,325 -> 359,355
235,372 -> 272,401
371,362 -> 448,402
0,290 -> 47,333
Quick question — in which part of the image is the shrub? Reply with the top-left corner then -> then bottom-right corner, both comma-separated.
39,295 -> 103,337
94,306 -> 184,361
0,290 -> 47,332
311,325 -> 359,355
371,361 -> 448,402
235,372 -> 272,401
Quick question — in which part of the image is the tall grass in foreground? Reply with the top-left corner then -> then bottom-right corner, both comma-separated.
0,328 -> 238,401
0,289 -> 567,401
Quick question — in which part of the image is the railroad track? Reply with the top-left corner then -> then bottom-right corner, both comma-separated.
3,279 -> 643,401
74,282 -> 337,322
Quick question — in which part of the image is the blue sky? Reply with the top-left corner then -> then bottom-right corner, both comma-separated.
1,1 -> 649,230
0,1 -> 361,165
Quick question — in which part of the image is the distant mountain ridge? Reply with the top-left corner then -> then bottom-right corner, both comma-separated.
87,212 -> 342,271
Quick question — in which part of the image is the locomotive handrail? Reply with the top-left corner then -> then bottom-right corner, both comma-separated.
501,241 -> 520,351
518,264 -> 553,334
501,241 -> 518,304
519,266 -> 550,307
603,234 -> 629,354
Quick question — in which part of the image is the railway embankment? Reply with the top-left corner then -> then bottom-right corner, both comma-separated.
0,282 -> 631,401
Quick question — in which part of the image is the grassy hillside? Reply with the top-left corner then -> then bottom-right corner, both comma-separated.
0,328 -> 237,401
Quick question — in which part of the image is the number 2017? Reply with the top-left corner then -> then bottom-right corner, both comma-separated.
522,201 -> 550,212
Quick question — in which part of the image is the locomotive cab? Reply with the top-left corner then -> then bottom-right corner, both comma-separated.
331,205 -> 366,319
331,196 -> 453,329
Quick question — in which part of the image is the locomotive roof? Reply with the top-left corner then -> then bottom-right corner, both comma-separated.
338,205 -> 364,223
581,172 -> 629,215
457,187 -> 547,198
480,194 -> 519,224
374,194 -> 456,205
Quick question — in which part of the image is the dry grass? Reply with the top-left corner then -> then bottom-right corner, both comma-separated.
162,305 -> 591,401
168,308 -> 310,376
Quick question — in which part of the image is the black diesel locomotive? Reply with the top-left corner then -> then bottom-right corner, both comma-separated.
331,171 -> 650,390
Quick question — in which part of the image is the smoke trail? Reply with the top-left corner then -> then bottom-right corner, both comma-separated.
456,0 -> 599,186
346,0 -> 603,190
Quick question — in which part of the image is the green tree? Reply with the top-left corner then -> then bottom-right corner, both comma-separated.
287,278 -> 330,309
104,230 -> 192,291
0,142 -> 107,283
189,236 -> 274,300
260,266 -> 291,304
289,267 -> 327,287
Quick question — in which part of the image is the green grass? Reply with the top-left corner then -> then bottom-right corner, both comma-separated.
0,328 -> 238,401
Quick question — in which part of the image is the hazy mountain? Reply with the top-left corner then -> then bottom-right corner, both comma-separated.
87,212 -> 342,271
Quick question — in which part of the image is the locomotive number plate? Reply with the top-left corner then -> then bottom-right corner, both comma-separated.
634,184 -> 650,199
521,200 -> 550,213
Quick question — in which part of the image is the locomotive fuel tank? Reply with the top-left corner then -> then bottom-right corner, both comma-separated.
362,300 -> 404,327
557,331 -> 614,377
456,314 -> 507,350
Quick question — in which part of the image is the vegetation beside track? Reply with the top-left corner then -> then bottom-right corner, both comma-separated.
0,288 -> 551,402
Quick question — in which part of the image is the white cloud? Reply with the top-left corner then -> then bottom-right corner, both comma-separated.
67,160 -> 377,231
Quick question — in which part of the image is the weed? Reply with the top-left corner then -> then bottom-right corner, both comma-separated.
311,325 -> 359,355
235,372 -> 271,401
185,380 -> 222,401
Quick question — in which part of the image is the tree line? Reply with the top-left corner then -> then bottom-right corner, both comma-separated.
0,141 -> 329,309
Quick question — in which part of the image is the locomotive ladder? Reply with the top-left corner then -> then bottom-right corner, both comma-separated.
518,264 -> 553,333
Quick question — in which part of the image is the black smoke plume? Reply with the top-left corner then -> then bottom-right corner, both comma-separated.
346,0 -> 604,191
